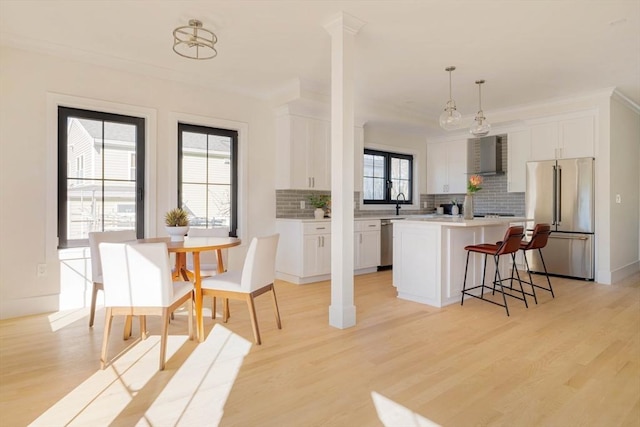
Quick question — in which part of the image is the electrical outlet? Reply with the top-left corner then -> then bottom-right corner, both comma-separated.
300,200 -> 306,209
423,201 -> 427,208
616,194 -> 622,204
37,263 -> 47,277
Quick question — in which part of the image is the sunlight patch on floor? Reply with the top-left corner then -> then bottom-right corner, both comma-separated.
28,335 -> 188,426
139,324 -> 252,426
48,308 -> 92,332
372,391 -> 441,427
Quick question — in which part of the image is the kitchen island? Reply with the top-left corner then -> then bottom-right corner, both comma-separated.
392,216 -> 530,307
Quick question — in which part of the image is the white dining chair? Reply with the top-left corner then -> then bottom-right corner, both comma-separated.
201,234 -> 281,345
88,230 -> 137,327
99,242 -> 194,370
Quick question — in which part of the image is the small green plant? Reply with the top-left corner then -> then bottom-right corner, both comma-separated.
307,194 -> 330,209
165,207 -> 189,227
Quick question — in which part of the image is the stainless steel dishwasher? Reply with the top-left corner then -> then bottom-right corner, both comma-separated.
380,219 -> 393,268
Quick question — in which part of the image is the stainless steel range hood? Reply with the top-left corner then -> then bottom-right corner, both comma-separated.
476,135 -> 503,176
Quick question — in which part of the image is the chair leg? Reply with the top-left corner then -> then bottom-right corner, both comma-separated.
522,250 -> 538,304
211,296 -> 216,319
461,251 -> 471,306
270,285 -> 282,329
539,249 -> 555,297
246,294 -> 261,345
100,308 -> 113,369
123,315 -> 133,340
188,298 -> 194,340
512,253 -> 528,308
140,315 -> 147,340
480,254 -> 487,298
493,255 -> 510,316
89,283 -> 100,327
159,308 -> 169,371
223,298 -> 230,323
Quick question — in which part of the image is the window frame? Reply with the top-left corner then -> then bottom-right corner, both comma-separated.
57,106 -> 145,248
363,148 -> 413,205
177,122 -> 238,237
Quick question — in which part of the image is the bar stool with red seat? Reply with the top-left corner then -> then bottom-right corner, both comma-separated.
460,225 -> 528,316
519,223 -> 554,301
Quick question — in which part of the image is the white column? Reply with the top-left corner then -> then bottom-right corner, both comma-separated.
324,12 -> 365,329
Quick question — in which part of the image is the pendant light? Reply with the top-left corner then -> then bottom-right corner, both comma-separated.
438,66 -> 462,130
469,79 -> 491,136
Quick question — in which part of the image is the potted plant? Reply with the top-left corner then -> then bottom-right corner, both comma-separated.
307,194 -> 330,220
165,207 -> 190,241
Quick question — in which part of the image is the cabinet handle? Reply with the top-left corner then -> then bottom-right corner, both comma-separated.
312,177 -> 315,187
316,227 -> 326,230
321,236 -> 325,247
308,177 -> 311,188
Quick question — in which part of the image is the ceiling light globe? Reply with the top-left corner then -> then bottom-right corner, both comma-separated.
470,119 -> 491,137
439,109 -> 462,130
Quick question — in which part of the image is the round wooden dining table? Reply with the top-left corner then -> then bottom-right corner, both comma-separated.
137,236 -> 241,342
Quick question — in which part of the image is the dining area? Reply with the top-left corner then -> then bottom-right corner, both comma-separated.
88,228 -> 282,371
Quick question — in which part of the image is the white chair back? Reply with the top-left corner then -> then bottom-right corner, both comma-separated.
240,234 -> 279,292
99,242 -> 174,307
187,227 -> 230,268
88,230 -> 136,283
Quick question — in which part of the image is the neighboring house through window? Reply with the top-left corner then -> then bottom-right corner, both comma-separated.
178,123 -> 238,237
58,107 -> 145,248
363,148 -> 413,204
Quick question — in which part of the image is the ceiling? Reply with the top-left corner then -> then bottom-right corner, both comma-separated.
1,1 -> 638,135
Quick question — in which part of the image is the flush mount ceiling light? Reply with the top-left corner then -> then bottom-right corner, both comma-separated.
439,66 -> 462,130
173,19 -> 217,60
470,79 -> 491,137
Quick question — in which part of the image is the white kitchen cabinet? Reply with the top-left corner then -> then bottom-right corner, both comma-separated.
276,218 -> 380,284
276,220 -> 331,284
530,113 -> 595,161
354,219 -> 380,270
276,114 -> 331,190
427,139 -> 468,194
507,129 -> 531,192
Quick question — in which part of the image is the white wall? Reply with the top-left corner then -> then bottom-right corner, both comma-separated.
609,97 -> 640,280
0,46 -> 277,319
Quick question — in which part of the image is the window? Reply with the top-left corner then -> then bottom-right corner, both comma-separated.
363,149 -> 413,204
58,107 -> 145,248
178,123 -> 238,236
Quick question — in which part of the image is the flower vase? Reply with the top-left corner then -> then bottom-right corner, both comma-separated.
463,194 -> 474,220
314,208 -> 325,220
166,225 -> 189,241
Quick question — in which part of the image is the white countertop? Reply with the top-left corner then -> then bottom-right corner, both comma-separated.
396,216 -> 530,227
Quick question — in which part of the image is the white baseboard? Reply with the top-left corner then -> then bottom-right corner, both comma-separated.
0,294 -> 59,320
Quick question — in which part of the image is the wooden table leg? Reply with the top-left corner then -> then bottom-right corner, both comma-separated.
193,252 -> 204,342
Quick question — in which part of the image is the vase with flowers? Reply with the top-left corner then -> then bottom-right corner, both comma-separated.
464,175 -> 483,220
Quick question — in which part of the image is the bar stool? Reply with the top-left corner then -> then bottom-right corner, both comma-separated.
461,225 -> 527,316
518,223 -> 554,301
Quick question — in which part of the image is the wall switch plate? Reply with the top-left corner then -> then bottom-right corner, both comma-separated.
423,202 -> 427,208
300,200 -> 305,209
37,263 -> 47,277
615,194 -> 622,204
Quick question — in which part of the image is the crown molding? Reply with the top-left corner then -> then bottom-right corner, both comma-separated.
612,88 -> 640,114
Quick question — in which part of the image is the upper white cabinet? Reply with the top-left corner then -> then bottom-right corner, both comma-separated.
427,139 -> 468,194
507,129 -> 531,193
276,114 -> 331,190
530,113 -> 595,161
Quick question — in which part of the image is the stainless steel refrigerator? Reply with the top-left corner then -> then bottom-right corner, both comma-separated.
525,157 -> 595,280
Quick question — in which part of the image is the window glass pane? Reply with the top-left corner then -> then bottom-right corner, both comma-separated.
67,118 -> 102,179
179,125 -> 237,234
103,122 -> 136,180
373,156 -> 385,177
373,177 -> 385,200
207,184 -> 231,227
103,180 -> 136,231
363,154 -> 374,176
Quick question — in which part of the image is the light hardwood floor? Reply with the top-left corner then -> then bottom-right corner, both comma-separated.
1,271 -> 639,426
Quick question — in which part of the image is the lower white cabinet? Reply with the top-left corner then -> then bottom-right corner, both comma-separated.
354,220 -> 381,270
276,219 -> 381,284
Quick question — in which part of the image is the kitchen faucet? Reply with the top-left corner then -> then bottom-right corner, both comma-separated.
395,192 -> 406,216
